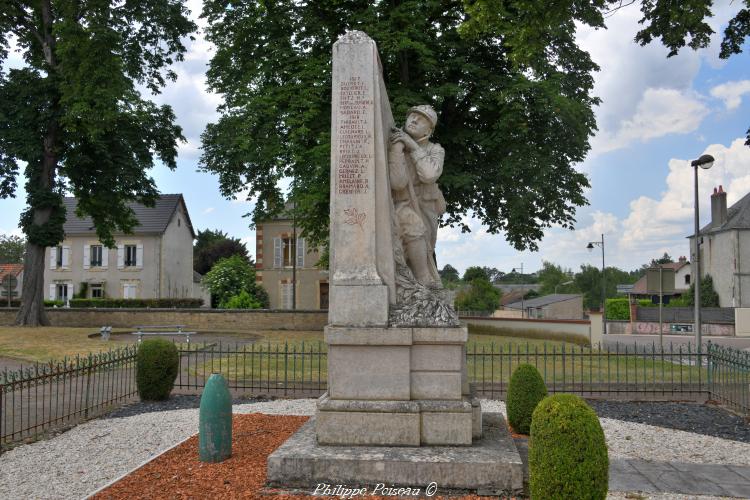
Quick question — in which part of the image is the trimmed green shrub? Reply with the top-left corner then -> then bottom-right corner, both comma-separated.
506,363 -> 547,434
529,394 -> 608,500
136,339 -> 179,401
605,298 -> 630,320
69,298 -> 203,308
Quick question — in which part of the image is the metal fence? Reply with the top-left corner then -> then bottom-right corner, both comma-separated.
2,340 -> 748,449
1,346 -> 138,449
708,343 -> 750,415
174,341 -> 715,401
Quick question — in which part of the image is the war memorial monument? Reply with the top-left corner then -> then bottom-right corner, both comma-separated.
268,31 -> 523,495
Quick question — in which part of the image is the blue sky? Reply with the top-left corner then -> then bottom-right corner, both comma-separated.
1,2 -> 749,276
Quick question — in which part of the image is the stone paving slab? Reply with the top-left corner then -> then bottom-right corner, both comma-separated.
610,458 -> 750,498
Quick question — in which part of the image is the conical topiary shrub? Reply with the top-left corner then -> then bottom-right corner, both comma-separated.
529,394 -> 609,500
506,363 -> 547,434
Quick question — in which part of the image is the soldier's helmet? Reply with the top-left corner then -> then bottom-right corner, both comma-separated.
408,105 -> 437,130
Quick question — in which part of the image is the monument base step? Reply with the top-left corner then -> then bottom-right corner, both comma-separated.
267,412 -> 523,495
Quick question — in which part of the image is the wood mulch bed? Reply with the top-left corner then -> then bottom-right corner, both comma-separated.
92,414 -> 506,499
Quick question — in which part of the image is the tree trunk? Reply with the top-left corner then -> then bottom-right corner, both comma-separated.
16,243 -> 50,326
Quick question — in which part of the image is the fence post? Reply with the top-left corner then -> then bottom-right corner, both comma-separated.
712,340 -> 714,399
83,356 -> 92,418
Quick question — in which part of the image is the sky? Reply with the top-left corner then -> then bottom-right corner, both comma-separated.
1,2 -> 749,277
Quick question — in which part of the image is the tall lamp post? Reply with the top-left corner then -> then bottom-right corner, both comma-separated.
512,264 -> 524,317
691,154 -> 715,351
587,234 -> 606,334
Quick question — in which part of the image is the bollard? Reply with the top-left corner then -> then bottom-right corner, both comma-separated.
199,373 -> 232,462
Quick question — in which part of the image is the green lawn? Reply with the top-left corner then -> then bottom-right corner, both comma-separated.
0,327 -> 136,364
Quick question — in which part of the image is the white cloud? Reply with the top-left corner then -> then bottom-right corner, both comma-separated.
710,80 -> 750,111
202,207 -> 215,214
593,88 -> 708,154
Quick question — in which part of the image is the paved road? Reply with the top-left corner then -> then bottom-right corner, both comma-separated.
604,334 -> 750,351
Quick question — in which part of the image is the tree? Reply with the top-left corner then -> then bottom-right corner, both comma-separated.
685,274 -> 720,307
438,264 -> 460,283
464,1 -> 750,147
640,252 -> 674,272
193,229 -> 250,275
537,261 -> 577,296
463,266 -> 489,282
202,255 -> 269,309
575,264 -> 638,310
454,277 -> 501,312
0,234 -> 25,264
200,1 -> 595,250
0,2 -> 196,325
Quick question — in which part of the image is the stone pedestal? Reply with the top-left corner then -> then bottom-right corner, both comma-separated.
267,413 -> 523,495
319,325 -> 478,446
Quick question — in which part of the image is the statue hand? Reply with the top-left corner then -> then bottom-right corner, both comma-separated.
390,129 -> 418,152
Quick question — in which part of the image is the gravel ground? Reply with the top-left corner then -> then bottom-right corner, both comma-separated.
588,400 -> 750,443
0,398 -> 747,500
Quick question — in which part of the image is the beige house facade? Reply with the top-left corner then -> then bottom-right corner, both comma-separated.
689,187 -> 750,308
255,214 -> 328,310
44,195 -> 208,303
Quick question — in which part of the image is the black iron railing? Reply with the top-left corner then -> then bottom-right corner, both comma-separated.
1,346 -> 137,449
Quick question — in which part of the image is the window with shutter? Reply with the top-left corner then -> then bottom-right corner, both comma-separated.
280,283 -> 293,309
296,237 -> 305,268
62,246 -> 70,269
273,237 -> 282,268
50,247 -> 58,270
83,245 -> 90,270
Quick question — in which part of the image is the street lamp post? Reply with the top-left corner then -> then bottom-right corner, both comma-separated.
555,280 -> 574,294
512,264 -> 524,317
587,234 -> 606,334
691,154 -> 715,351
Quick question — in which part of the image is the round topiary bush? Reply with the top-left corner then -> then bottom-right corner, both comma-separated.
506,363 -> 547,434
136,338 -> 179,401
529,394 -> 608,500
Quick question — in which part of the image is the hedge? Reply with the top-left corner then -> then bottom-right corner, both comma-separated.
0,300 -> 64,307
529,394 -> 608,499
506,364 -> 547,435
69,298 -> 203,308
136,339 -> 179,401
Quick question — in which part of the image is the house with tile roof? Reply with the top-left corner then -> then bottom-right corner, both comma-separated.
688,186 -> 750,307
0,263 -> 23,303
255,204 -> 328,310
505,293 -> 584,320
44,195 -> 208,303
629,257 -> 692,300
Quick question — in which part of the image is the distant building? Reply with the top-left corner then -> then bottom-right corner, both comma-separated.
505,294 -> 583,320
255,208 -> 328,310
44,195 -> 208,304
0,263 -> 23,303
688,186 -> 750,307
630,257 -> 691,301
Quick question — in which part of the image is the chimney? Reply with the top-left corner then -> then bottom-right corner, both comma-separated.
710,185 -> 728,228
678,256 -> 687,263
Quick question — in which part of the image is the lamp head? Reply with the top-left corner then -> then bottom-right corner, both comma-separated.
587,242 -> 594,252
691,154 -> 715,170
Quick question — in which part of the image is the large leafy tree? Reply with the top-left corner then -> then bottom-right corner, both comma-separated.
466,1 -> 750,146
0,234 -> 25,264
200,0 -> 599,250
193,228 -> 250,275
537,261 -> 578,296
454,276 -> 501,312
0,2 -> 196,325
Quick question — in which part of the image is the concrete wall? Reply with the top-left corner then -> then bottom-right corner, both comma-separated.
460,316 -> 591,343
542,296 -> 583,320
256,220 -> 329,310
160,204 -> 195,298
606,319 -> 735,336
0,308 -> 327,330
734,308 -> 750,337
